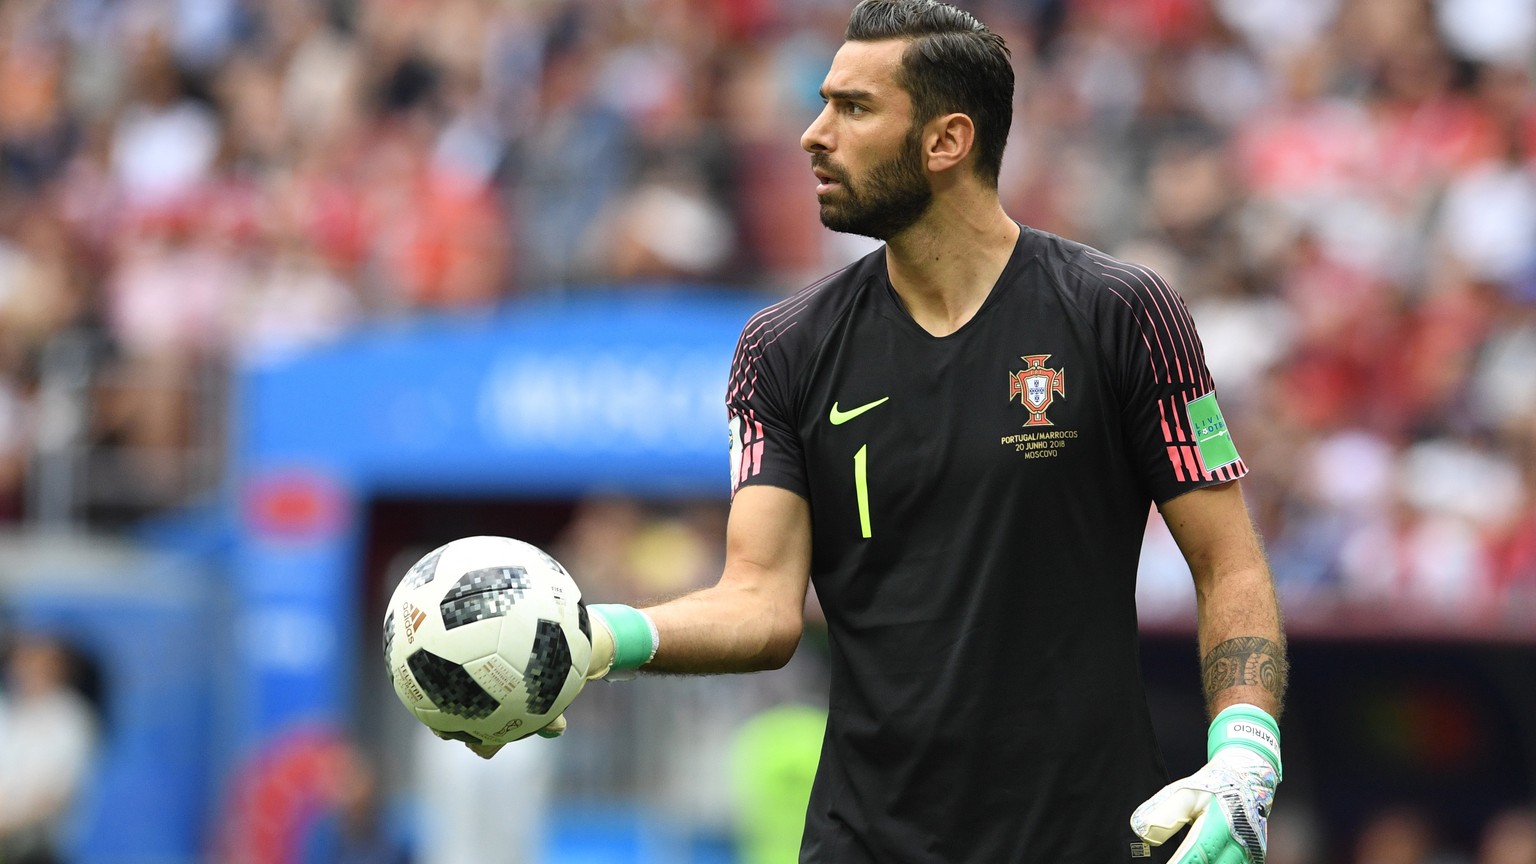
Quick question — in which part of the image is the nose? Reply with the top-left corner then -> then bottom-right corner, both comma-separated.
801,104 -> 833,154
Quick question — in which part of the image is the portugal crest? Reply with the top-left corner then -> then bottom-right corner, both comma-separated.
1009,354 -> 1066,426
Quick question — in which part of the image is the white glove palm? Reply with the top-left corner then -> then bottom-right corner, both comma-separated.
1131,704 -> 1282,864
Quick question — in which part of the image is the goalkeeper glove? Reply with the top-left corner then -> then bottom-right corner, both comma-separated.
581,603 -> 660,682
445,603 -> 658,757
1130,704 -> 1282,864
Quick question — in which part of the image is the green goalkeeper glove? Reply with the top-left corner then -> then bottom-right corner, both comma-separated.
447,603 -> 658,757
1130,704 -> 1282,864
581,603 -> 660,681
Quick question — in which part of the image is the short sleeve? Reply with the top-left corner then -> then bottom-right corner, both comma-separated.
725,309 -> 809,500
1093,257 -> 1249,503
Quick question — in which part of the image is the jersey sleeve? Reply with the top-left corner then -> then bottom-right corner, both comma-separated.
1092,255 -> 1249,504
725,305 -> 809,500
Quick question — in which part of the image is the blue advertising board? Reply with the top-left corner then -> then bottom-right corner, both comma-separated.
238,291 -> 768,496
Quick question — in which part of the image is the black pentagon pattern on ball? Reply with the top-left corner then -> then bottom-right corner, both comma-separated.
439,566 -> 531,631
577,600 -> 591,642
524,619 -> 572,714
404,544 -> 448,589
383,610 -> 395,669
407,648 -> 500,719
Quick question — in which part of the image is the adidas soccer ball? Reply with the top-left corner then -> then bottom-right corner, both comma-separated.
383,536 -> 593,745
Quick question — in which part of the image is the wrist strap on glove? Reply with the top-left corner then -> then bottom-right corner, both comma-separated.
1208,703 -> 1283,780
589,604 -> 659,672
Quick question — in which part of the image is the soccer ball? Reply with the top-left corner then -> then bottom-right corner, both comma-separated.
382,535 -> 592,745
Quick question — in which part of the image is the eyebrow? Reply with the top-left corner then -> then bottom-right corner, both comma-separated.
820,87 -> 876,103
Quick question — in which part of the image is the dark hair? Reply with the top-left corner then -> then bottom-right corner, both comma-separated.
845,0 -> 1014,186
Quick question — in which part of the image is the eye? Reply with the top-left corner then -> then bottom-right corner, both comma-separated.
844,103 -> 867,116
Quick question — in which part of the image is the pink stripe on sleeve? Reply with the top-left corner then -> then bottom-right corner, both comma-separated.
1166,446 -> 1187,482
1181,445 -> 1202,480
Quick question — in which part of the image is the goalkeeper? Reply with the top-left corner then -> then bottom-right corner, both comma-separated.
462,1 -> 1289,861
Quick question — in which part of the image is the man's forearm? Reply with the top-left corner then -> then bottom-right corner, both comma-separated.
1196,566 -> 1288,718
639,574 -> 805,674
1145,484 -> 1286,862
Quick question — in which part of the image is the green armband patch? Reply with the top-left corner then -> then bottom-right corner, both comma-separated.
1209,704 -> 1282,779
590,604 -> 658,671
1186,393 -> 1241,471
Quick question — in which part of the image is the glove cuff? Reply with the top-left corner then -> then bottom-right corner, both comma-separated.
1208,703 -> 1282,780
589,604 -> 659,672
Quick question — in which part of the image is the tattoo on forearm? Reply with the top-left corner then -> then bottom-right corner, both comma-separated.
1201,636 -> 1287,707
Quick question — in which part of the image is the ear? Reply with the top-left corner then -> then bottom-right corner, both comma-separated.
924,112 -> 975,175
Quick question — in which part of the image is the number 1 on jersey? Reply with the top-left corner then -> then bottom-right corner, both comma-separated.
854,444 -> 872,538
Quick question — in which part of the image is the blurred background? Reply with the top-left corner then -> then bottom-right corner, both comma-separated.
0,0 -> 1533,862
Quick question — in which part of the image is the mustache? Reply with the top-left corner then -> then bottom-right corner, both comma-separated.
811,154 -> 849,184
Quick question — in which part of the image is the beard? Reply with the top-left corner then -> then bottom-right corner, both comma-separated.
813,126 -> 933,241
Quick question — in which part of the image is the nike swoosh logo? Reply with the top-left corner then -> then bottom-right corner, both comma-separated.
829,396 -> 890,425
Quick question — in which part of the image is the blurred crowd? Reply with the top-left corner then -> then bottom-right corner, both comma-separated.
1,0 -> 1533,622
1323,806 -> 1536,864
1,0 -> 1535,614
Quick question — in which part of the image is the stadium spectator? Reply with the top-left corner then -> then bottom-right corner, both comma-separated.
299,742 -> 413,864
1476,807 -> 1536,864
411,724 -> 550,864
730,702 -> 828,864
0,631 -> 101,864
1351,808 -> 1441,864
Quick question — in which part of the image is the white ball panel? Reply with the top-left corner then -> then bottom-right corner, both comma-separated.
464,653 -> 525,702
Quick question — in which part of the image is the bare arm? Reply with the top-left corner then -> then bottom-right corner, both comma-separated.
1160,480 -> 1288,719
641,485 -> 812,673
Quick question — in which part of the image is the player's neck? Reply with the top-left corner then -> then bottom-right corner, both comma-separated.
884,198 -> 1019,338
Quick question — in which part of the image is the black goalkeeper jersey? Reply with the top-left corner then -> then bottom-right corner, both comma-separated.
725,226 -> 1247,864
